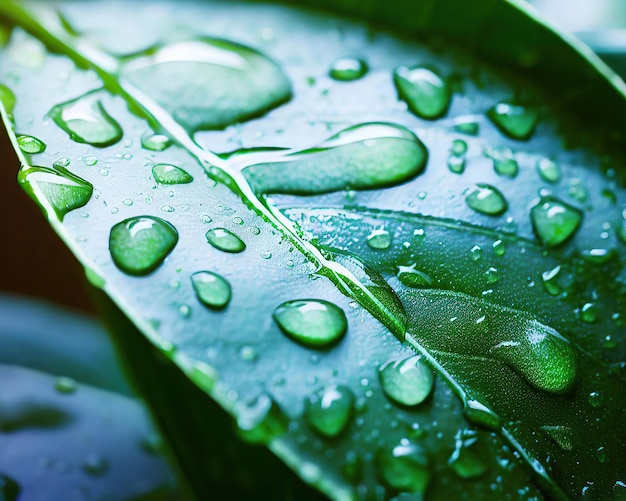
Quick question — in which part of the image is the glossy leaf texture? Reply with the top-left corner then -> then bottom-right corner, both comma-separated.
1,1 -> 625,500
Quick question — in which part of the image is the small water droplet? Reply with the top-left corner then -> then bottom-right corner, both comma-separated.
394,66 -> 450,119
273,299 -> 347,348
580,302 -> 597,323
588,391 -> 603,408
530,196 -> 582,247
123,198 -> 133,206
454,119 -> 479,136
160,204 -> 175,213
260,250 -> 272,259
378,355 -> 434,406
304,385 -> 355,437
596,446 -> 607,464
16,134 -> 46,154
451,139 -> 467,156
377,439 -> 431,493
329,56 -> 368,81
200,214 -> 213,224
487,99 -> 538,140
447,155 -> 465,174
366,228 -> 392,250
205,227 -> 246,253
240,345 -> 259,362
470,245 -> 483,261
465,184 -> 508,216
397,265 -> 433,288
488,148 -> 519,178
54,156 -> 71,168
536,158 -> 561,184
55,376 -> 77,394
567,179 -> 588,203
492,239 -> 505,256
109,216 -> 178,275
82,454 -> 108,476
178,304 -> 192,318
141,130 -> 172,151
485,267 -> 500,284
541,265 -> 561,296
191,271 -> 232,310
152,163 -> 193,185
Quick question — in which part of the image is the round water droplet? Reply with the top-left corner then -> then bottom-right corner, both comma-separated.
329,57 -> 368,81
537,158 -> 561,184
487,99 -> 538,140
16,134 -> 46,154
397,266 -> 433,289
55,376 -> 77,394
394,66 -> 450,119
109,216 -> 178,276
191,271 -> 232,310
485,267 -> 500,284
379,355 -> 434,407
152,163 -> 193,185
492,239 -> 505,256
451,139 -> 467,156
465,184 -> 508,216
82,155 -> 98,166
205,227 -> 246,253
367,228 -> 392,250
19,165 -> 93,221
581,302 -> 597,323
273,299 -> 347,348
377,439 -> 431,493
447,155 -> 465,174
141,130 -> 172,151
493,156 -> 518,178
530,196 -> 582,247
49,92 -> 123,147
304,385 -> 355,438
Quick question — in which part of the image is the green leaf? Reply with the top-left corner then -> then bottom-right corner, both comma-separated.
1,1 -> 625,499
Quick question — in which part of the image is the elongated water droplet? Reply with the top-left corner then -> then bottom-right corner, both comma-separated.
17,134 -> 46,154
141,130 -> 171,151
379,355 -> 434,406
49,93 -> 122,147
487,99 -> 538,140
304,385 -> 355,437
367,228 -> 392,250
394,66 -> 450,119
377,439 -> 430,493
0,474 -> 20,501
237,393 -> 287,444
55,376 -> 77,394
465,184 -> 508,216
273,299 -> 347,348
152,163 -> 193,185
541,265 -> 561,296
243,123 -> 428,195
109,216 -> 178,275
205,227 -> 246,253
397,266 -> 432,288
537,158 -> 561,184
329,57 -> 368,81
123,39 -> 292,132
492,239 -> 505,256
530,196 -> 582,247
19,165 -> 93,221
191,271 -> 231,310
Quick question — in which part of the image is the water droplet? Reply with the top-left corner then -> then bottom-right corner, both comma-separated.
273,299 -> 347,349
465,184 -> 508,216
240,345 -> 259,362
55,376 -> 77,394
447,155 -> 465,174
82,155 -> 98,166
449,429 -> 488,479
49,92 -> 123,147
152,163 -> 193,185
367,228 -> 392,250
536,158 -> 561,184
488,148 -> 519,178
178,304 -> 192,318
141,130 -> 172,151
451,139 -> 467,156
109,216 -> 178,275
485,267 -> 500,284
454,119 -> 479,136
568,179 -> 588,203
329,57 -> 368,81
397,266 -> 433,288
191,271 -> 231,310
123,198 -> 133,206
19,165 -> 93,221
580,302 -> 597,323
541,265 -> 561,296
492,239 -> 505,256
205,227 -> 246,253
160,204 -> 175,213
243,123 -> 428,195
378,355 -> 434,406
200,214 -> 213,224
394,66 -> 450,119
596,446 -> 607,464
0,474 -> 20,501
530,196 -> 582,247
304,385 -> 355,437
377,439 -> 431,493
237,393 -> 288,444
82,454 -> 108,476
588,391 -> 603,408
470,245 -> 483,261
123,39 -> 292,132
16,134 -> 46,154
487,99 -> 538,140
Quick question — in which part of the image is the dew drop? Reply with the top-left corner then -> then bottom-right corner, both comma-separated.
487,99 -> 538,140
377,439 -> 431,493
82,155 -> 98,166
449,429 -> 488,479
580,302 -> 597,323
394,66 -> 450,119
541,265 -> 561,296
205,227 -> 246,253
451,139 -> 467,156
109,216 -> 178,276
304,385 -> 355,437
82,454 -> 109,476
273,299 -> 347,349
530,196 -> 583,247
470,245 -> 483,261
191,271 -> 232,310
329,57 -> 368,81
55,376 -> 77,394
141,130 -> 172,151
378,355 -> 434,407
465,184 -> 508,216
367,228 -> 392,250
396,266 -> 433,289
447,155 -> 465,174
492,239 -> 505,256
152,163 -> 193,185
537,158 -> 561,184
49,92 -> 123,147
16,134 -> 46,154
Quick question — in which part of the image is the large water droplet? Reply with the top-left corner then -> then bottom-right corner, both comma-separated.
377,439 -> 430,493
205,227 -> 246,253
378,355 -> 434,407
152,163 -> 193,185
17,134 -> 46,154
394,66 -> 450,119
19,165 -> 93,221
273,299 -> 347,348
191,271 -> 231,310
304,385 -> 355,438
0,474 -> 20,501
49,92 -> 123,147
465,184 -> 508,216
109,216 -> 178,275
530,196 -> 582,247
122,39 -> 292,132
329,57 -> 368,81
487,99 -> 538,140
242,123 -> 428,195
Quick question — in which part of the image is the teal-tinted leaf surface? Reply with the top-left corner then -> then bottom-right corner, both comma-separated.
1,1 -> 625,499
